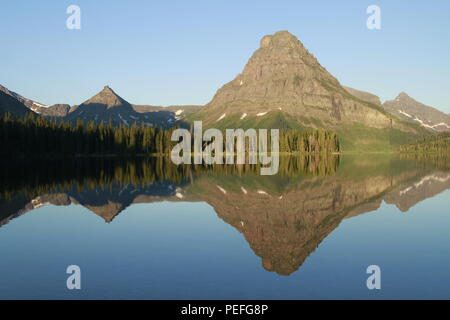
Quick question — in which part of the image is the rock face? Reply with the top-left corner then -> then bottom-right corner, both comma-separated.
40,104 -> 71,117
192,31 -> 416,138
343,86 -> 381,105
382,92 -> 450,132
65,86 -> 175,127
0,90 -> 35,118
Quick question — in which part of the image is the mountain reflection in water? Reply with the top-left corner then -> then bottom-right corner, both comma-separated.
1,154 -> 450,276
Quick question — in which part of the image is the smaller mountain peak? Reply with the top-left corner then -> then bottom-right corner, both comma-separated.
82,86 -> 130,109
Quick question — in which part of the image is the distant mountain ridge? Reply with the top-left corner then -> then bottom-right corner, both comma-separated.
342,86 -> 381,106
64,86 -> 175,127
342,86 -> 450,132
382,92 -> 450,132
0,83 -> 200,126
132,104 -> 201,121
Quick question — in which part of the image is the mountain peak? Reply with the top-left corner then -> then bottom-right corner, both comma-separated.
191,30 -> 421,143
260,30 -> 300,48
197,30 -> 351,124
397,92 -> 411,99
395,92 -> 420,104
383,92 -> 450,132
85,86 -> 130,109
257,30 -> 311,59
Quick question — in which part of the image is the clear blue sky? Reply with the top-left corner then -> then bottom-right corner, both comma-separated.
1,0 -> 449,112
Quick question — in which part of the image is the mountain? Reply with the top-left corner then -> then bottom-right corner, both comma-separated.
0,90 -> 35,118
189,30 -> 425,151
1,83 -> 199,125
65,86 -> 175,127
0,84 -> 48,113
40,104 -> 71,117
382,92 -> 450,132
343,86 -> 381,105
0,84 -> 71,117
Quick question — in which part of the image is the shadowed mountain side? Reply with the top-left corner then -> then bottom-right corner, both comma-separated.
0,90 -> 35,118
0,84 -> 48,113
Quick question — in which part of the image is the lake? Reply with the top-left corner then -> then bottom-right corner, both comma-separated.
1,154 -> 450,299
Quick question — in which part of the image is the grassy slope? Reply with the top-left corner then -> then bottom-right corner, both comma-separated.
185,93 -> 429,153
211,111 -> 304,131
336,124 -> 417,152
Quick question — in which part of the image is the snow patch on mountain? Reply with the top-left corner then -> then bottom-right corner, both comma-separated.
216,113 -> 226,122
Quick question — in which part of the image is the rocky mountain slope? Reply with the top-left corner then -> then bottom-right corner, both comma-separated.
40,104 -> 71,117
383,92 -> 450,132
189,30 -> 424,150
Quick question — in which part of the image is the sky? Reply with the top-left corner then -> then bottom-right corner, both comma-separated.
1,0 -> 449,112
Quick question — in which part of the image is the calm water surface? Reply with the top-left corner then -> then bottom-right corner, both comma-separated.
1,155 -> 449,299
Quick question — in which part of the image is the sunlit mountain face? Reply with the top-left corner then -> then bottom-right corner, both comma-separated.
1,154 -> 450,300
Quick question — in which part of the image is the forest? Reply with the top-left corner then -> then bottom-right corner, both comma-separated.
0,113 -> 340,157
400,132 -> 450,154
0,112 -> 174,156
